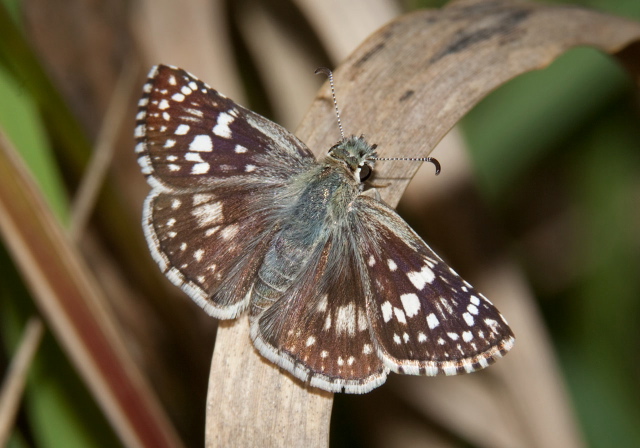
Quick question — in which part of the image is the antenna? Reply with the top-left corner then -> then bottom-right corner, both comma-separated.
373,155 -> 441,175
315,67 -> 344,140
314,67 -> 440,176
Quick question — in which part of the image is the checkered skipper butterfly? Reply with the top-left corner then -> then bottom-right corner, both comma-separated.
135,65 -> 514,393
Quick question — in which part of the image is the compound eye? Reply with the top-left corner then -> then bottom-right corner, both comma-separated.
359,164 -> 372,182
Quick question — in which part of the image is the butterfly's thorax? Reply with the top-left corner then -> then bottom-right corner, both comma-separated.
251,139 -> 372,314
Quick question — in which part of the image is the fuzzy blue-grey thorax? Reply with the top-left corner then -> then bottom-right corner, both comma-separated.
327,135 -> 377,182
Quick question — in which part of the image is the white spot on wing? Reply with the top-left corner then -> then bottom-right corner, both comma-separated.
485,318 -> 499,333
193,193 -> 215,205
400,293 -> 421,317
185,152 -> 204,162
335,303 -> 356,336
357,310 -> 368,332
387,259 -> 397,271
204,226 -> 220,237
189,134 -> 213,152
427,313 -> 439,329
175,124 -> 190,135
407,265 -> 435,290
191,202 -> 223,227
324,315 -> 331,330
425,365 -> 438,375
191,163 -> 210,174
220,224 -> 239,240
381,301 -> 393,323
138,155 -> 152,174
213,112 -> 233,138
463,312 -> 474,326
134,125 -> 145,138
443,365 -> 457,376
184,108 -> 203,118
316,294 -> 328,312
439,297 -> 454,315
393,307 -> 407,324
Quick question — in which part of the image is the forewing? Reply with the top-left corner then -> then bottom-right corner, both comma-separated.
355,196 -> 515,376
135,65 -> 314,191
250,235 -> 388,394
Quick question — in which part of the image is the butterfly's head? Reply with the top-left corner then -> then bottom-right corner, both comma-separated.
328,135 -> 377,182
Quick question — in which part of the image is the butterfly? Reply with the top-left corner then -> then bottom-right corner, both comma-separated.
135,65 -> 514,393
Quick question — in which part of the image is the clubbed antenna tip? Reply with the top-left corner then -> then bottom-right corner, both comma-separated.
373,156 -> 441,175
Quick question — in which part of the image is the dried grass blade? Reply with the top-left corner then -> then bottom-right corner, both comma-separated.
0,131 -> 184,448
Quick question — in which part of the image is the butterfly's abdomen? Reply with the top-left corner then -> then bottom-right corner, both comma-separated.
250,164 -> 357,315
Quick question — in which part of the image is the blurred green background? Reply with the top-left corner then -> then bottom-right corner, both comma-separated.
460,2 -> 640,447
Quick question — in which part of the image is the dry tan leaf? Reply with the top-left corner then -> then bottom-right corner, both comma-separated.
238,1 -> 323,130
294,0 -> 402,61
133,0 -> 246,102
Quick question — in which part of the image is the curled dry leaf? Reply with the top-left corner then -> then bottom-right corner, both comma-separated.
207,1 -> 640,447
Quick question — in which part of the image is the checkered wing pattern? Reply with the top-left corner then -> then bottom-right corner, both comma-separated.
355,196 -> 515,376
135,65 -> 515,393
136,65 -> 314,317
251,233 -> 388,394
